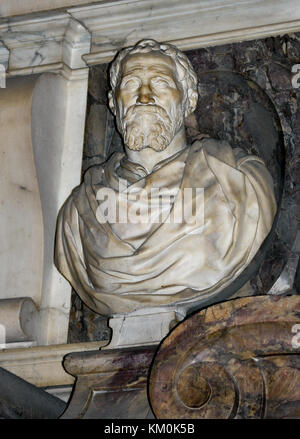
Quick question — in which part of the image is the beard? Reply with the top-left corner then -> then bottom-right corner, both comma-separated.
117,104 -> 182,152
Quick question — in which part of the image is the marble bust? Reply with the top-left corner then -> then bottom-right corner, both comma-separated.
55,39 -> 276,320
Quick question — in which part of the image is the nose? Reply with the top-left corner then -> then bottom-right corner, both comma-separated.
137,84 -> 155,104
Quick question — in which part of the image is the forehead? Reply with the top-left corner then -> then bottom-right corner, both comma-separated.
120,51 -> 177,77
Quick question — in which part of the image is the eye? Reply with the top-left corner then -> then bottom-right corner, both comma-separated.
120,77 -> 140,90
151,77 -> 176,88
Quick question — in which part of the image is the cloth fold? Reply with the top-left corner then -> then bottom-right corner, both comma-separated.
55,138 -> 276,316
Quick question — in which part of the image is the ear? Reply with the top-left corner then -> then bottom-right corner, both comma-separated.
184,89 -> 198,118
108,90 -> 116,115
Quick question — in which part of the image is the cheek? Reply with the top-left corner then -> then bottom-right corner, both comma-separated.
159,88 -> 183,107
164,92 -> 184,115
117,91 -> 136,113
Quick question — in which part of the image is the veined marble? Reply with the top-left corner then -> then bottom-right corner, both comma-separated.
0,0 -> 101,18
0,0 -> 300,74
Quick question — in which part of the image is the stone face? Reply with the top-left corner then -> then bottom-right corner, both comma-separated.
56,41 -> 277,348
69,32 -> 300,342
149,295 -> 300,419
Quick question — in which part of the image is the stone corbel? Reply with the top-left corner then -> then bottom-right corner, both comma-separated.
62,346 -> 156,419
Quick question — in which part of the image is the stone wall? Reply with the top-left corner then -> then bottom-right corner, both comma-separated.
68,33 -> 300,343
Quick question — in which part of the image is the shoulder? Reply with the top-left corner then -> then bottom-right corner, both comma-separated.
58,151 -> 124,222
82,162 -> 106,186
191,138 -> 236,167
191,138 -> 267,169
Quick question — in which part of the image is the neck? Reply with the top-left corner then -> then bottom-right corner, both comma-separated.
124,127 -> 187,174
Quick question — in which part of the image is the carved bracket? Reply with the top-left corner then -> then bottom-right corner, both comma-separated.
60,296 -> 300,419
61,346 -> 156,419
149,295 -> 300,419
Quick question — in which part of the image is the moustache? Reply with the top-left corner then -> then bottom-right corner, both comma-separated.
123,104 -> 171,123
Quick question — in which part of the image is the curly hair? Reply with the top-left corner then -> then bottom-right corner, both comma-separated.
108,39 -> 198,117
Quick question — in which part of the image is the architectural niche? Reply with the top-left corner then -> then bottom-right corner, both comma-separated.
0,0 -> 299,419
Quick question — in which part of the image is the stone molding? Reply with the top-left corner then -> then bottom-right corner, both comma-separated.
72,0 -> 300,64
0,0 -> 101,18
0,341 -> 107,387
0,0 -> 300,76
0,11 -> 91,76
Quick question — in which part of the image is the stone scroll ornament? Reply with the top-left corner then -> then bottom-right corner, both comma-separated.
149,295 -> 300,419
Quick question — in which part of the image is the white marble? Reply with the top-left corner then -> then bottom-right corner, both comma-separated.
55,41 -> 276,325
63,17 -> 91,69
0,12 -> 69,72
0,298 -> 39,347
0,0 -> 101,18
0,77 -> 44,309
0,341 -> 105,387
0,69 -> 88,346
105,310 -> 178,349
0,40 -> 8,71
0,2 -> 91,347
31,69 -> 89,345
0,1 -> 299,73
71,0 -> 300,64
0,12 -> 91,74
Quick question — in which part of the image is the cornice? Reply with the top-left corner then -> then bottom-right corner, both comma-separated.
0,0 -> 299,75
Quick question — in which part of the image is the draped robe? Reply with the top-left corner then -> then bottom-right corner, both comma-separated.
55,138 -> 276,316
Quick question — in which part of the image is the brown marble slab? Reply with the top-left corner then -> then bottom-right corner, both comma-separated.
149,295 -> 300,419
61,346 -> 156,419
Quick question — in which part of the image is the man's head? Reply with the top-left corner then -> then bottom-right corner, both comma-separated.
108,39 -> 198,152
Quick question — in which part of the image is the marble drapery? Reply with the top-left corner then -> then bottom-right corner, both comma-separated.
55,138 -> 276,316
